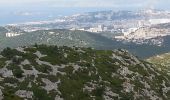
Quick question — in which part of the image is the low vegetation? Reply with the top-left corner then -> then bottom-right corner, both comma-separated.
0,45 -> 169,100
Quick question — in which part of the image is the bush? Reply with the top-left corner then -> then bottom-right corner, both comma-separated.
23,64 -> 33,70
32,84 -> 53,100
13,68 -> 24,78
34,64 -> 52,73
0,58 -> 7,68
12,56 -> 23,64
1,48 -> 23,59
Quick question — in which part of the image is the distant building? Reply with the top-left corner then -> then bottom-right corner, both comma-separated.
97,25 -> 104,32
78,28 -> 85,31
121,28 -> 138,36
88,28 -> 98,33
86,25 -> 105,33
6,33 -> 22,37
149,19 -> 170,25
103,27 -> 108,31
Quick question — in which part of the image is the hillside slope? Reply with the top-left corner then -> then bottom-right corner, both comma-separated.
0,45 -> 169,100
0,27 -> 7,42
1,27 -> 170,58
0,29 -> 117,49
147,52 -> 170,75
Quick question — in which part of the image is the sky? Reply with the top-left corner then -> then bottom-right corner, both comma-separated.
0,0 -> 169,9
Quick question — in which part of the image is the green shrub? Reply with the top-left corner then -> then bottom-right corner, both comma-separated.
34,64 -> 52,73
13,68 -> 24,78
23,64 -> 33,70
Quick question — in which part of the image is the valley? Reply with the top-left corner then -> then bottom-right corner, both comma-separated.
1,24 -> 170,58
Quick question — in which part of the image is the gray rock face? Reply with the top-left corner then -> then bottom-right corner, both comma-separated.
15,90 -> 33,99
0,89 -> 3,100
0,68 -> 13,78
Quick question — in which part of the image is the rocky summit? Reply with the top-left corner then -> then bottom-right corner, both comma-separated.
0,45 -> 169,100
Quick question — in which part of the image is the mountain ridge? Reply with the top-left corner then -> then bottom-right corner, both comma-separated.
1,27 -> 170,58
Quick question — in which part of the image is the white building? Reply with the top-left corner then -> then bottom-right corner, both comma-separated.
122,28 -> 138,36
86,25 -> 105,33
6,33 -> 22,37
149,19 -> 170,25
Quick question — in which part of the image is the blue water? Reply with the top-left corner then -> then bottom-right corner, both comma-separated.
0,7 -> 115,26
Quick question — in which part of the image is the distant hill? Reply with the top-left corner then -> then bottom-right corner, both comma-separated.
0,45 -> 169,99
0,29 -> 116,49
1,26 -> 170,58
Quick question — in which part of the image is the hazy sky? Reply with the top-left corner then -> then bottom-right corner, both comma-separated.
0,0 -> 169,9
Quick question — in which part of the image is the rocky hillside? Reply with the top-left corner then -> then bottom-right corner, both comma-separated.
0,45 -> 169,100
147,52 -> 170,75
